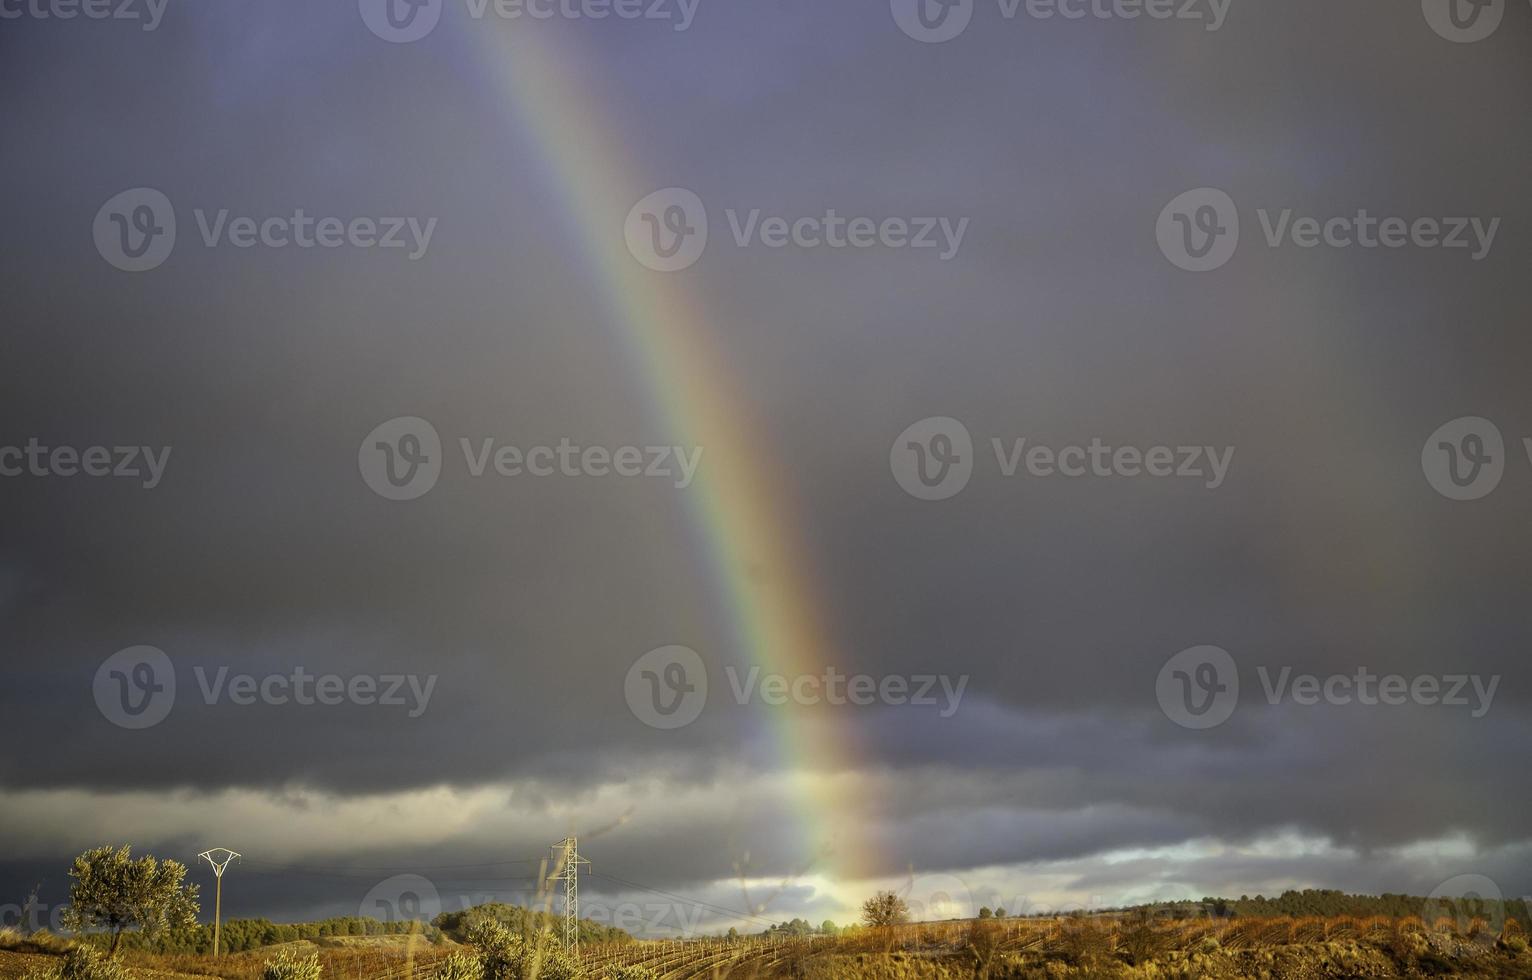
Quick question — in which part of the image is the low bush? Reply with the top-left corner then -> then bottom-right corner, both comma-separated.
260,950 -> 323,980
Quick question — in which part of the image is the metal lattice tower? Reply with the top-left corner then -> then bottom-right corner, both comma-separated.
548,838 -> 590,954
197,848 -> 241,958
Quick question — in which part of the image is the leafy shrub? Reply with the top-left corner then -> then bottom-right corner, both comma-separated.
260,950 -> 323,980
10,946 -> 132,980
463,919 -> 580,980
432,951 -> 483,980
605,967 -> 660,980
60,945 -> 127,980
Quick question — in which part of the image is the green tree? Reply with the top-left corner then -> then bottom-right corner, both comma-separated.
819,920 -> 838,935
861,891 -> 910,928
978,907 -> 992,919
60,846 -> 200,956
994,908 -> 1006,919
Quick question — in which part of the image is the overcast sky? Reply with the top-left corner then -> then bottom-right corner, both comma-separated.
2,0 -> 1530,938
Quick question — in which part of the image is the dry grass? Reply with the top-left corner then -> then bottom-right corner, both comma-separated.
3,914 -> 1530,979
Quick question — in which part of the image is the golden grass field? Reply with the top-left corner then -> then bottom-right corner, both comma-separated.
4,913 -> 1531,979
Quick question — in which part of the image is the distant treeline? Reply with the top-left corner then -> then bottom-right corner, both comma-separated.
431,903 -> 633,947
108,915 -> 439,955
1134,889 -> 1530,923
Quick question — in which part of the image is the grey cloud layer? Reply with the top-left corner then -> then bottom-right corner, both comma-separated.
1,0 -> 1530,923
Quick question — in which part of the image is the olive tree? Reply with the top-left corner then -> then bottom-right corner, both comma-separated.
60,845 -> 201,956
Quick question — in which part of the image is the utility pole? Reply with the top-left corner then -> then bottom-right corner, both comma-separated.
198,848 -> 241,958
548,838 -> 590,955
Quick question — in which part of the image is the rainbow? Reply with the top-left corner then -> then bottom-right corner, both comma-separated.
464,22 -> 879,889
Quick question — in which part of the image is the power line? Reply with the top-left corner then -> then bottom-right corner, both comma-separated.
548,838 -> 590,955
590,871 -> 783,931
198,848 -> 241,958
207,849 -> 793,939
239,858 -> 541,875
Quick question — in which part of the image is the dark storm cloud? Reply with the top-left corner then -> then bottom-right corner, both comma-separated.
2,0 -> 1530,924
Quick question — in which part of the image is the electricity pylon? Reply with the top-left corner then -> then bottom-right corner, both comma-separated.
548,838 -> 589,955
198,848 -> 241,957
